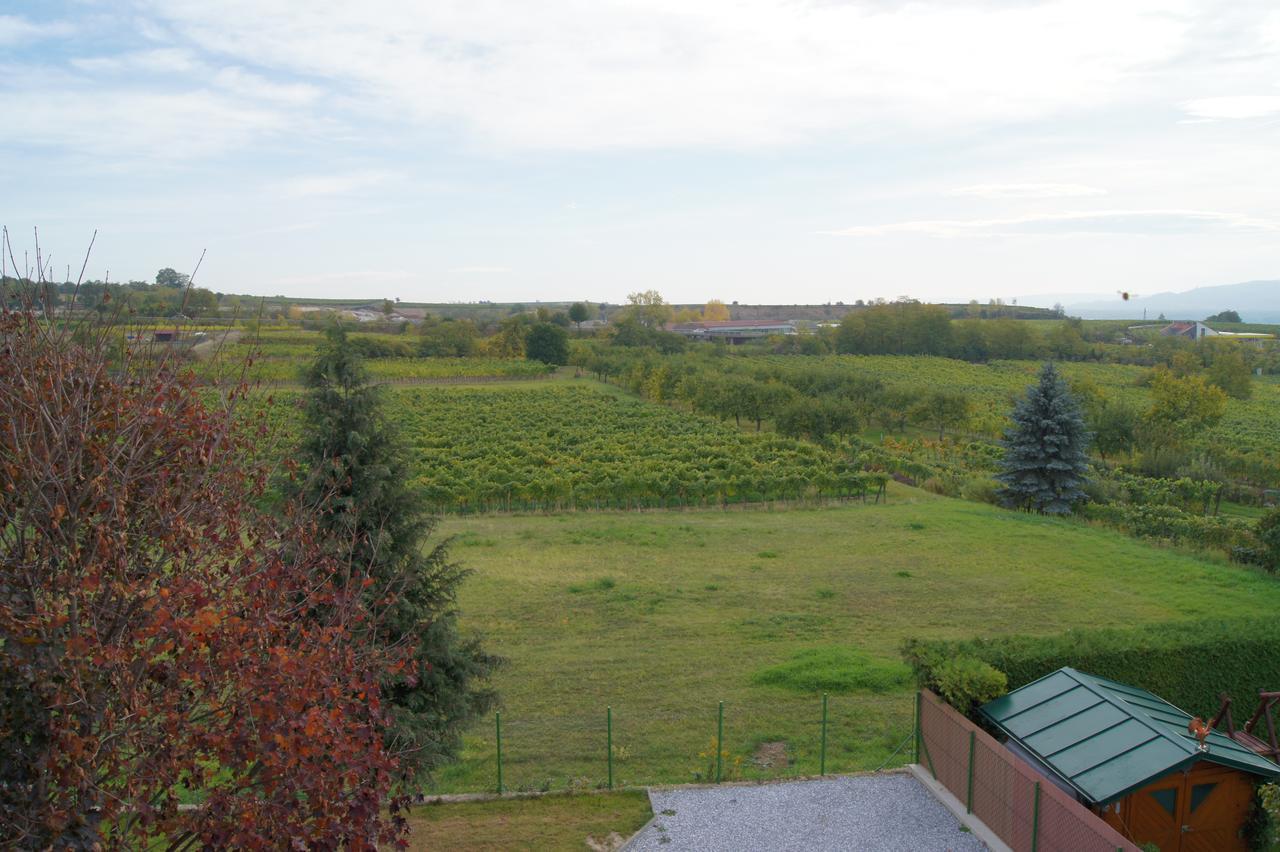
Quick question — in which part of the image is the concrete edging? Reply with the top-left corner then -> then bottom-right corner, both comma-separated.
908,763 -> 1011,852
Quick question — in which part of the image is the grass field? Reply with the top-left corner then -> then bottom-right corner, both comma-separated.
430,488 -> 1280,794
406,792 -> 652,851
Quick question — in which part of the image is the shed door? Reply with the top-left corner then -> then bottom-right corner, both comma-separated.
1124,777 -> 1184,852
1179,766 -> 1251,852
1119,766 -> 1252,852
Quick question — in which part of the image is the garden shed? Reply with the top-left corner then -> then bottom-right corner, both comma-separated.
980,667 -> 1280,852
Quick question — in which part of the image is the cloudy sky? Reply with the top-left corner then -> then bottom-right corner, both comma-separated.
3,1 -> 1279,306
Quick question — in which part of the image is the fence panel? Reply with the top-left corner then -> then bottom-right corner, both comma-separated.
1036,781 -> 1132,852
971,734 -> 1038,850
918,691 -> 1137,852
918,691 -> 969,802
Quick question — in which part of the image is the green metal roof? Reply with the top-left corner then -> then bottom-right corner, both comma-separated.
980,667 -> 1280,805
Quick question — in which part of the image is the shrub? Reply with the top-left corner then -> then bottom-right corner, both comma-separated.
1252,783 -> 1280,852
1083,502 -> 1255,552
903,618 -> 1280,718
921,476 -> 951,496
961,476 -> 1000,505
1259,509 -> 1280,572
932,657 -> 1008,714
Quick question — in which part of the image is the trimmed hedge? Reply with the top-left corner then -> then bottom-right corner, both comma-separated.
902,618 -> 1280,719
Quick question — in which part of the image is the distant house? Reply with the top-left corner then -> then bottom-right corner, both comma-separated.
669,319 -> 797,344
1160,321 -> 1275,343
1161,321 -> 1218,340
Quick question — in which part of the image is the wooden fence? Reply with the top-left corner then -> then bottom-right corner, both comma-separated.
917,690 -> 1138,852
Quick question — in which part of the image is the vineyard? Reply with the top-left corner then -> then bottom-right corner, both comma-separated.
262,384 -> 880,512
587,350 -> 1280,488
186,328 -> 554,383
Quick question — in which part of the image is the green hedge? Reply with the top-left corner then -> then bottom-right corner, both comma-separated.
902,618 -> 1280,718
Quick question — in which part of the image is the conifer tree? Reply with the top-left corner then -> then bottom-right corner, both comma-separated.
997,362 -> 1092,514
293,325 -> 499,780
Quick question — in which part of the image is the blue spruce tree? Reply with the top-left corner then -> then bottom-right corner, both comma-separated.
997,362 -> 1091,514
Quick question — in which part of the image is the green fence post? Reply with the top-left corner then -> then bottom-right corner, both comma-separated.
1031,780 -> 1041,852
820,693 -> 828,776
495,711 -> 504,795
966,730 -> 975,814
607,706 -> 614,790
716,700 -> 724,784
913,692 -> 921,765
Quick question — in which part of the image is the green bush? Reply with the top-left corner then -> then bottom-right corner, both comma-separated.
1252,783 -> 1280,852
903,618 -> 1280,718
932,656 -> 1007,714
960,477 -> 1000,505
1083,502 -> 1256,552
1259,510 -> 1280,572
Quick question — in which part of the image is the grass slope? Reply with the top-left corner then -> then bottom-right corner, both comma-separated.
434,487 -> 1280,793
406,791 -> 652,851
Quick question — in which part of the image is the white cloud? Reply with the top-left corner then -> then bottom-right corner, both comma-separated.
826,209 -> 1280,237
0,88 -> 289,161
272,170 -> 397,198
135,0 -> 1198,150
0,15 -> 72,45
71,48 -> 201,74
273,270 -> 417,287
949,183 -> 1107,199
1181,95 -> 1280,119
212,67 -> 321,105
451,266 -> 511,274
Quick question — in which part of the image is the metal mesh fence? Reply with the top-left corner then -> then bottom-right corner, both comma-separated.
918,691 -> 1137,852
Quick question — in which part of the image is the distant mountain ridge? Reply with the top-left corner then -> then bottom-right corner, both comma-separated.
1047,280 -> 1279,323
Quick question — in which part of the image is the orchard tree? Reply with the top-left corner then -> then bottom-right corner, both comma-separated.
623,290 -> 673,328
1206,346 -> 1253,399
525,321 -> 570,365
702,299 -> 731,321
292,326 -> 499,780
568,301 -> 590,329
997,362 -> 1092,514
1090,398 -> 1140,460
0,311 -> 407,849
155,267 -> 189,288
1140,369 -> 1227,456
911,389 -> 970,441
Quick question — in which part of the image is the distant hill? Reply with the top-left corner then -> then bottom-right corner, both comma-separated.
1050,280 -> 1280,323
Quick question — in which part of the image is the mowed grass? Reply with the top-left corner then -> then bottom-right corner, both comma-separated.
405,791 -> 652,851
433,486 -> 1280,793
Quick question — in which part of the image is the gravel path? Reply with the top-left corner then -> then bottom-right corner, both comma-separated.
626,772 -> 987,851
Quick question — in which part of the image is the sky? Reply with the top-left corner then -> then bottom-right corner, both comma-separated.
2,0 -> 1279,307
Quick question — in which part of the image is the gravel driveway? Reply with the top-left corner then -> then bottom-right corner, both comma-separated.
625,772 -> 987,851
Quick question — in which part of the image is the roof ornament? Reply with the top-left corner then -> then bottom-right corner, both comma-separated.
1189,717 -> 1212,753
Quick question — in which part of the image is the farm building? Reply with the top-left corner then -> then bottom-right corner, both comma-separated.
669,319 -> 797,343
981,667 -> 1280,851
1159,321 -> 1276,343
1161,321 -> 1219,340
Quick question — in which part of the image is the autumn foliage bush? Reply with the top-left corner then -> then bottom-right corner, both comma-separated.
0,312 -> 410,849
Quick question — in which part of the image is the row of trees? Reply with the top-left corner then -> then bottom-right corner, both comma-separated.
3,268 -> 223,318
0,311 -> 495,847
582,349 -> 976,443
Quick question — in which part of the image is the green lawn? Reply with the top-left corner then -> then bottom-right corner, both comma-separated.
433,487 -> 1280,793
406,791 -> 652,851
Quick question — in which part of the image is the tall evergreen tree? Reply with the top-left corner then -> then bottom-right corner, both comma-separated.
292,325 -> 499,780
997,362 -> 1092,514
